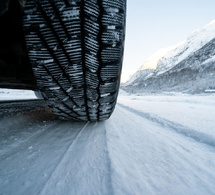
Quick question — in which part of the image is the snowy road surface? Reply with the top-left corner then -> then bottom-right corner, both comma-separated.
1,95 -> 215,195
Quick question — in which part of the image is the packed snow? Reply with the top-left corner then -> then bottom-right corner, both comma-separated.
0,88 -> 37,101
0,92 -> 215,195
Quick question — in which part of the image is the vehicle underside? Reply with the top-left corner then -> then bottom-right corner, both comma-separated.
0,0 -> 38,90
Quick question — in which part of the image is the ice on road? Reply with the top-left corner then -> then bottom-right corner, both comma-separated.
0,94 -> 215,195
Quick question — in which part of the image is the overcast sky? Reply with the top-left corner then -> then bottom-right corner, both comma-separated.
121,0 -> 215,82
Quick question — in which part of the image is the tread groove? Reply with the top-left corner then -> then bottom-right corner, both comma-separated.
37,30 -> 80,110
48,0 -> 71,40
97,0 -> 104,120
80,0 -> 90,121
34,1 -> 74,72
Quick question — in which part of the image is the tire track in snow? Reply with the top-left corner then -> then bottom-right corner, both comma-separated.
38,121 -> 113,195
118,103 -> 215,148
39,121 -> 89,195
104,122 -> 114,195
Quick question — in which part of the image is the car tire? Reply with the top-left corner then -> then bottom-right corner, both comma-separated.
23,0 -> 126,121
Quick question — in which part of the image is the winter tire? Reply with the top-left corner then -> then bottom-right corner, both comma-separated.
22,0 -> 126,121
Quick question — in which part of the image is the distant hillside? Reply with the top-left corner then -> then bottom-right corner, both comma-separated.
122,20 -> 215,94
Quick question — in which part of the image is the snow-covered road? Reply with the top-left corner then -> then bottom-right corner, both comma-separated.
1,95 -> 215,195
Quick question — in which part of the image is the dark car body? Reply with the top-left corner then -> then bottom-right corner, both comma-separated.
0,0 -> 37,90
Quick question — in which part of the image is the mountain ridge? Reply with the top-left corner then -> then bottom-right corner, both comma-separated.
122,20 -> 215,94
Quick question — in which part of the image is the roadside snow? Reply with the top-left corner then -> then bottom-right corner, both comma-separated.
118,94 -> 215,140
0,88 -> 37,100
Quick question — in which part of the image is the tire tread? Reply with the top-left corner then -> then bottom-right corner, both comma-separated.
23,0 -> 126,121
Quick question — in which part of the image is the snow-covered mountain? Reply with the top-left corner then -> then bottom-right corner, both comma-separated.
123,20 -> 215,94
